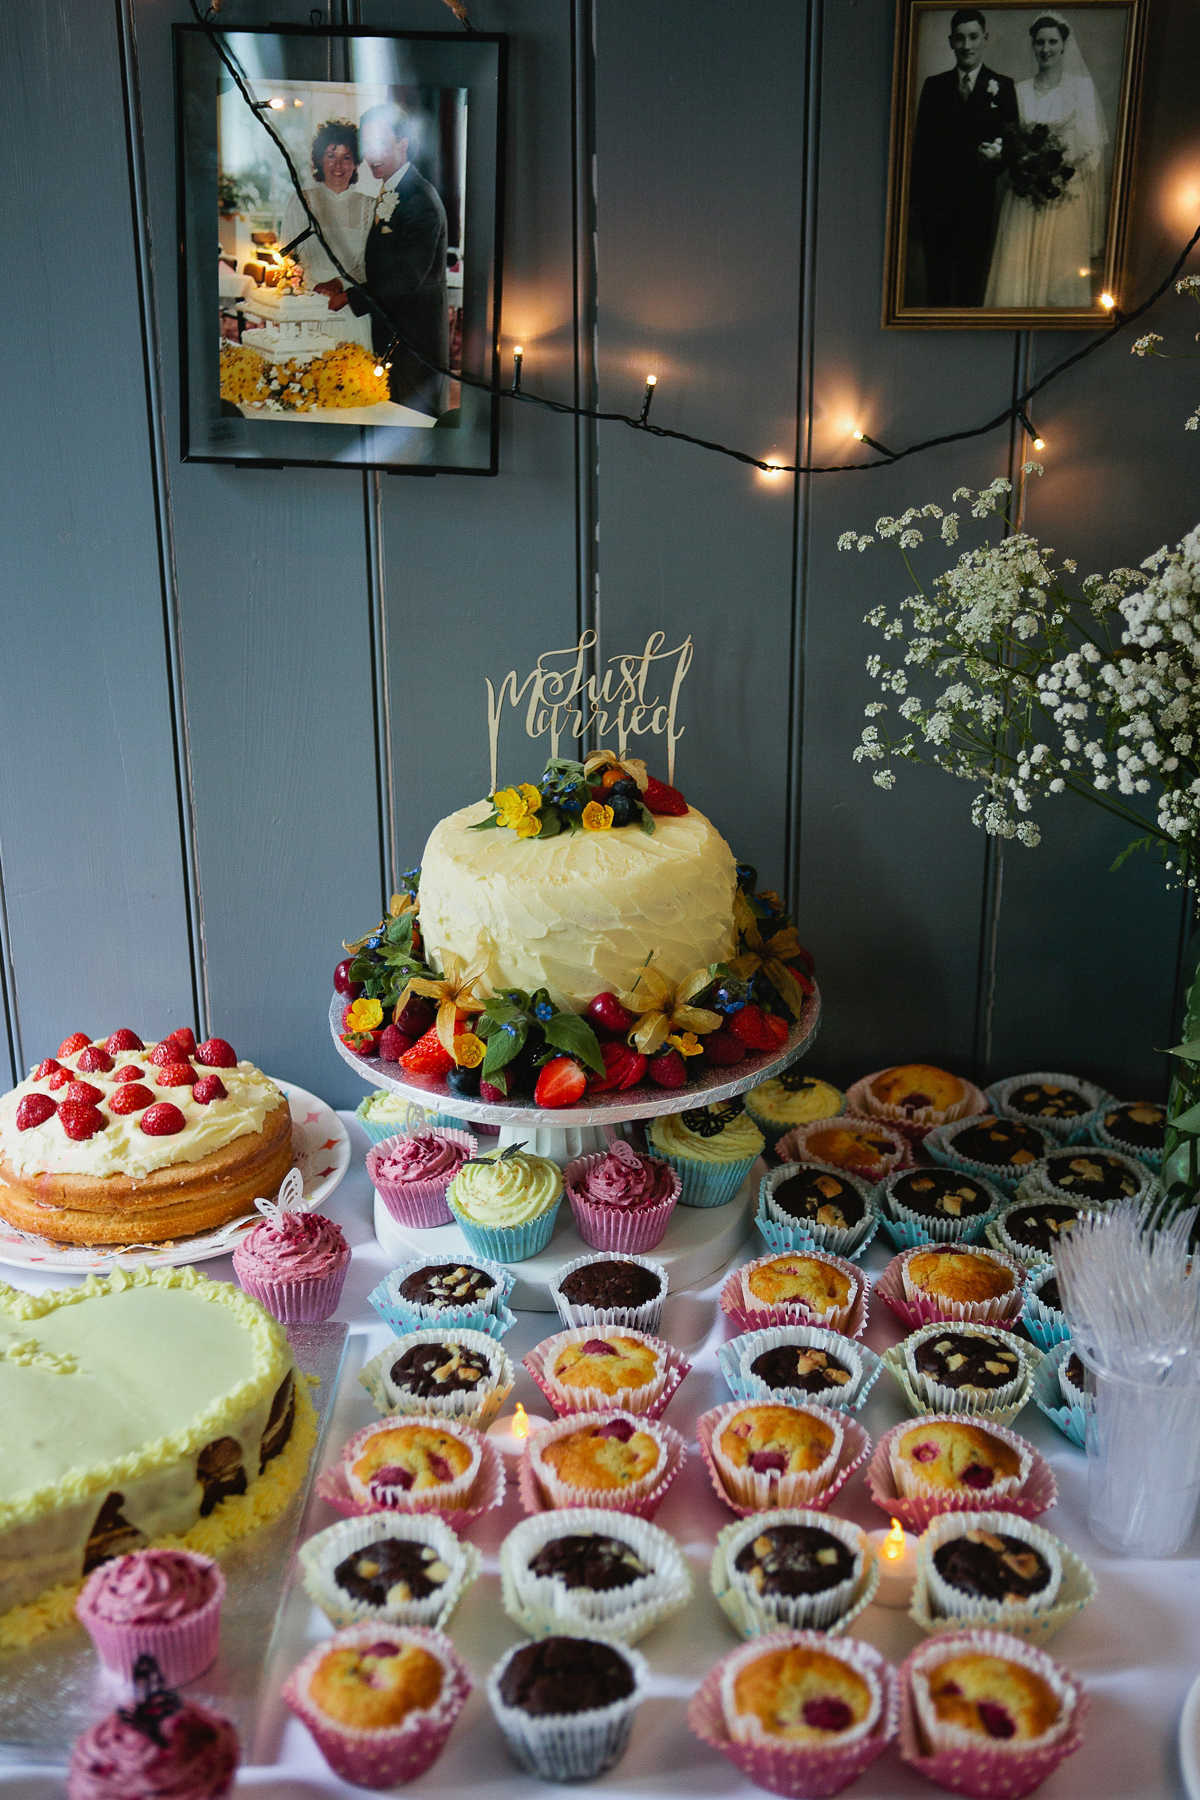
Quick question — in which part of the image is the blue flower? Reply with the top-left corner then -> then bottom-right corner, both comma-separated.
367,935 -> 382,949
535,1001 -> 555,1022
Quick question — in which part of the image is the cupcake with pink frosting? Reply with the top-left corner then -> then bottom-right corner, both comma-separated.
76,1549 -> 224,1687
367,1126 -> 477,1228
233,1173 -> 350,1323
563,1139 -> 681,1253
67,1655 -> 238,1800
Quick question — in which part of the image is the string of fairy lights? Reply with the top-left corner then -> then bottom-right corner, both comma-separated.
197,2 -> 1200,478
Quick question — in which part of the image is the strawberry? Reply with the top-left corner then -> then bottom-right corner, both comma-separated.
584,992 -> 636,1037
642,777 -> 688,816
57,1032 -> 91,1058
33,1058 -> 64,1080
140,1102 -> 186,1136
534,1056 -> 587,1108
377,1024 -> 414,1063
104,1029 -> 144,1054
648,1048 -> 687,1088
66,1081 -> 104,1106
148,1041 -> 178,1067
587,1041 -> 648,1093
196,1037 -> 237,1069
113,1065 -> 145,1083
168,1027 -> 197,1056
16,1094 -> 56,1131
59,1101 -> 107,1140
158,1062 -> 197,1087
479,1080 -> 506,1104
75,1045 -> 114,1074
109,1082 -> 155,1115
728,1004 -> 787,1052
400,1026 -> 455,1077
392,997 -> 436,1037
701,1028 -> 747,1066
192,1075 -> 228,1105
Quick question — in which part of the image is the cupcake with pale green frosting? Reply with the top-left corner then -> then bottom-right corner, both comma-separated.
446,1148 -> 565,1262
356,1090 -> 471,1143
647,1102 -> 765,1208
744,1071 -> 845,1152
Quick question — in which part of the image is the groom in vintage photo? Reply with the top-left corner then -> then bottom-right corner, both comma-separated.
910,8 -> 1018,306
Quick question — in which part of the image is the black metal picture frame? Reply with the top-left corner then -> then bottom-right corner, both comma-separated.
174,23 -> 506,474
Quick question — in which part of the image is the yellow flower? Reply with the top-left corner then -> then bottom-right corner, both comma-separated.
394,952 -> 490,1056
452,1032 -> 486,1069
666,1031 -> 704,1057
582,801 -> 615,831
616,964 -> 723,1056
344,997 -> 383,1033
494,784 -> 542,835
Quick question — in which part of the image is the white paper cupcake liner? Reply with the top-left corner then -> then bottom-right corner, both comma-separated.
759,1161 -> 878,1260
719,1323 -> 871,1411
1015,1144 -> 1158,1208
709,1399 -> 846,1511
920,1510 -> 1063,1626
906,1626 -> 1082,1760
1030,1340 -> 1087,1448
368,1251 -> 516,1341
298,1510 -> 481,1631
486,1638 -> 650,1780
738,1247 -> 860,1336
549,1252 -> 668,1335
845,1069 -> 986,1138
891,1321 -> 1036,1421
1091,1101 -> 1165,1172
888,1412 -> 1034,1508
1056,1346 -> 1088,1413
775,1113 -> 911,1182
499,1508 -> 692,1645
713,1508 -> 869,1635
925,1115 -> 1058,1197
985,1072 -> 1109,1145
343,1414 -> 484,1511
986,1199 -> 1106,1269
720,1629 -> 884,1750
1021,1264 -> 1069,1351
894,1243 -> 1025,1327
524,1325 -> 674,1418
528,1410 -> 674,1511
876,1167 -> 1008,1249
358,1328 -> 515,1429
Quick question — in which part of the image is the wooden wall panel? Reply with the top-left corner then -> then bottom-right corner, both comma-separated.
0,0 -> 196,1072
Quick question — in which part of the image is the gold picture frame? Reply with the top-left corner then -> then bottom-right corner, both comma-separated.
883,0 -> 1146,328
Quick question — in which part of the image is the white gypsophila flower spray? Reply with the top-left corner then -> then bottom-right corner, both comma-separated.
1131,276 -> 1200,432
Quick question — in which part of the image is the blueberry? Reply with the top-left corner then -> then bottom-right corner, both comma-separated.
609,794 -> 638,827
610,778 -> 639,797
446,1065 -> 481,1097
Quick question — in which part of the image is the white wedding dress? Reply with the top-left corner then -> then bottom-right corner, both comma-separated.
278,180 -> 377,353
984,73 -> 1107,308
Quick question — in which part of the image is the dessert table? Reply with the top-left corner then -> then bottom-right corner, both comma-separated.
3,1115 -> 1199,1799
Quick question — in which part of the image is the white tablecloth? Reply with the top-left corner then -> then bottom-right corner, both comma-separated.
4,1118 -> 1199,1798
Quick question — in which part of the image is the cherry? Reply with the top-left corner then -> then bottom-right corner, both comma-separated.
585,992 -> 636,1037
333,959 -> 362,999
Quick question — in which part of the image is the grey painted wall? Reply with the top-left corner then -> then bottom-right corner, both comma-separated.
1,0 -> 1197,1112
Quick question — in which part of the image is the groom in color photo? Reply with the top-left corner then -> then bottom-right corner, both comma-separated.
910,8 -> 1018,306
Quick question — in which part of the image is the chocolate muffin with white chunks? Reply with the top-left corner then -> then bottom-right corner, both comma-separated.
1096,1100 -> 1166,1165
750,1342 -> 855,1398
399,1262 -> 497,1311
715,1508 -> 870,1636
500,1509 -> 692,1646
921,1513 -> 1065,1629
528,1533 -> 650,1593
734,1523 -> 855,1598
389,1339 -> 493,1400
298,1512 -> 480,1631
912,1329 -> 1024,1395
1005,1082 -> 1091,1125
946,1116 -> 1050,1175
994,1200 -> 1089,1263
769,1167 -> 866,1230
892,1169 -> 993,1223
487,1635 -> 648,1780
335,1538 -> 451,1610
1031,1145 -> 1149,1206
931,1530 -> 1056,1613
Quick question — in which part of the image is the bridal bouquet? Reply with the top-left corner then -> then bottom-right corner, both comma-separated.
1001,121 -> 1075,208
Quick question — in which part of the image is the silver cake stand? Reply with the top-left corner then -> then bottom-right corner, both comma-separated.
329,985 -> 822,1308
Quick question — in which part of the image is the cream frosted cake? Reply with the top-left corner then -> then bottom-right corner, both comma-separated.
0,1265 -> 314,1647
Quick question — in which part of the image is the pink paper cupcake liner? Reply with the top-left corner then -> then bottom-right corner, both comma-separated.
562,1152 -> 681,1252
366,1128 -> 478,1229
897,1631 -> 1088,1799
696,1404 -> 871,1518
517,1421 -> 687,1521
316,1433 -> 506,1531
235,1255 -> 349,1324
688,1631 -> 900,1799
775,1114 -> 913,1181
75,1555 -> 224,1687
874,1247 -> 1025,1333
522,1328 -> 690,1420
844,1072 -> 987,1145
283,1622 -> 471,1789
865,1419 -> 1056,1533
719,1254 -> 869,1341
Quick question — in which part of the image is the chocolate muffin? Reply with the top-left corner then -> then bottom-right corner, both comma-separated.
749,1343 -> 854,1395
1046,1151 -> 1141,1202
1102,1101 -> 1166,1153
932,1529 -> 1052,1606
950,1117 -> 1048,1169
891,1168 -> 993,1221
734,1524 -> 856,1598
770,1170 -> 865,1233
558,1260 -> 664,1312
913,1331 -> 1023,1392
1064,1353 -> 1086,1392
389,1340 -> 493,1398
1033,1272 -> 1063,1314
398,1263 -> 497,1310
1006,1082 -> 1091,1122
1000,1203 -> 1083,1256
334,1537 -> 452,1608
527,1533 -> 651,1593
498,1636 -> 634,1716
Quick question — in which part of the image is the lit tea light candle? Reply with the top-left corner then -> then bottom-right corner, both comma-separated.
486,1401 -> 551,1462
867,1518 -> 918,1608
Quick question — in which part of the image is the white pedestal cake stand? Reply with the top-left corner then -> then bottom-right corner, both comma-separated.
328,986 -> 821,1309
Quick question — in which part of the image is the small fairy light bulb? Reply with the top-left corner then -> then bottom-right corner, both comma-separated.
373,362 -> 385,378
1032,434 -> 1046,452
512,345 -> 524,393
852,428 -> 865,442
1099,292 -> 1117,310
268,96 -> 286,111
639,373 -> 658,425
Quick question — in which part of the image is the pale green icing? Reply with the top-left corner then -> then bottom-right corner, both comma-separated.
648,1109 -> 765,1164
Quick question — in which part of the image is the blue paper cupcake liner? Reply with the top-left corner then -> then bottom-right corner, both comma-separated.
923,1118 -> 1048,1198
1021,1264 -> 1070,1350
716,1330 -> 883,1413
355,1096 -> 471,1145
659,1150 -> 759,1209
984,1073 -> 1109,1147
447,1196 -> 563,1264
756,1203 -> 880,1264
872,1169 -> 1006,1250
1031,1339 -> 1087,1447
368,1252 -> 517,1342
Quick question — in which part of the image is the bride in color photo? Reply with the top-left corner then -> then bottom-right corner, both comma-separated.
984,10 -> 1108,308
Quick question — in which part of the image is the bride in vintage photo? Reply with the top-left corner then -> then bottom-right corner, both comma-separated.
984,10 -> 1108,308
279,117 -> 376,295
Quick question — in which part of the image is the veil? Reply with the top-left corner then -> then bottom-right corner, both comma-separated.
1026,9 -> 1109,253
1028,9 -> 1102,104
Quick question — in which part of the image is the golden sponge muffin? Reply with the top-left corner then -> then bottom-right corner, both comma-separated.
350,1421 -> 475,1500
724,1642 -> 877,1744
551,1333 -> 662,1399
800,1124 -> 899,1176
718,1404 -> 837,1477
892,1419 -> 1025,1497
870,1065 -> 967,1113
746,1254 -> 855,1318
904,1247 -> 1017,1307
922,1650 -> 1062,1743
537,1417 -> 665,1495
309,1637 -> 446,1729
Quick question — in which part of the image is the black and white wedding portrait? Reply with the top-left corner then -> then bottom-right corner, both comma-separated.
884,0 -> 1145,327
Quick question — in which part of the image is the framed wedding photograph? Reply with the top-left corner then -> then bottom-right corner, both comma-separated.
883,0 -> 1146,328
174,23 -> 506,473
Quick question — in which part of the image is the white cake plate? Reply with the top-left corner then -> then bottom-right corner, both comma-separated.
373,1160 -> 764,1311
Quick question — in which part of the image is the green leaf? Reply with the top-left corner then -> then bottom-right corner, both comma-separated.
536,808 -> 563,839
567,812 -> 582,834
1110,833 -> 1156,873
638,804 -> 656,836
542,1011 -> 606,1075
1167,1039 -> 1200,1064
481,1019 -> 527,1078
483,997 -> 527,1028
467,813 -> 502,832
1170,1099 -> 1200,1136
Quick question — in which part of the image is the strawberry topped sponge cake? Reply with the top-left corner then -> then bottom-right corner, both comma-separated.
0,1028 -> 293,1246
